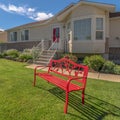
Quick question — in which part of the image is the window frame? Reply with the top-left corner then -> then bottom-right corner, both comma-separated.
20,29 -> 29,41
96,17 -> 104,40
72,15 -> 105,42
10,31 -> 17,41
72,16 -> 93,41
73,18 -> 92,41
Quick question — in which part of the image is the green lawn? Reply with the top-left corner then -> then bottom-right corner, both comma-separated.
0,59 -> 120,120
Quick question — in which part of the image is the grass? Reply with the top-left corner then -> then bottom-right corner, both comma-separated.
0,59 -> 120,120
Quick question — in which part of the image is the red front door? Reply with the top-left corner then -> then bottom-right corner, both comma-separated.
53,27 -> 60,42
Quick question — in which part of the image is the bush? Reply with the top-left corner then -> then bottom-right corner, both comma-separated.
0,53 -> 3,58
83,56 -> 91,67
101,61 -> 115,74
113,65 -> 120,75
83,55 -> 105,71
3,49 -> 19,58
19,53 -> 33,62
62,53 -> 78,62
23,49 -> 32,53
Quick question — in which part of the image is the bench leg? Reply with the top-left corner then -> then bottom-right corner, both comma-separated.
64,91 -> 69,114
33,73 -> 36,86
82,90 -> 85,104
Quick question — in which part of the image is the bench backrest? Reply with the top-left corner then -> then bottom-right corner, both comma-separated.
48,58 -> 89,86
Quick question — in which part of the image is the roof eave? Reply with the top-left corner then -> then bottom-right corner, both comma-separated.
6,19 -> 51,31
81,1 -> 115,12
57,1 -> 115,21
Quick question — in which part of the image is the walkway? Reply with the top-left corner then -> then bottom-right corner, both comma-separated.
88,72 -> 120,82
26,64 -> 120,83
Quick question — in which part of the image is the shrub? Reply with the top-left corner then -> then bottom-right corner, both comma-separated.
62,53 -> 78,62
31,47 -> 40,60
101,60 -> 115,74
113,65 -> 120,75
19,53 -> 33,62
83,56 -> 91,68
83,55 -> 105,71
3,49 -> 19,58
23,49 -> 32,53
0,53 -> 3,58
2,51 -> 7,57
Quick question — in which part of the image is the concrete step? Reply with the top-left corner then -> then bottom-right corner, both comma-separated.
42,50 -> 55,53
34,60 -> 49,66
36,58 -> 50,62
33,49 -> 56,66
41,52 -> 54,56
40,54 -> 53,57
38,55 -> 52,58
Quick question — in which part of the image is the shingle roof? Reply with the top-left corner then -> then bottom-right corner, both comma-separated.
6,19 -> 49,31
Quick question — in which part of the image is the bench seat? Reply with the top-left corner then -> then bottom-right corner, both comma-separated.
36,73 -> 83,92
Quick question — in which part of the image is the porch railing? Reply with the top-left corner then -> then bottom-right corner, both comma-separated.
32,40 -> 49,60
32,39 -> 58,60
48,39 -> 58,50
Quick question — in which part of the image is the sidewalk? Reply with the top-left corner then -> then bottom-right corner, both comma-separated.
26,64 -> 120,83
88,72 -> 120,82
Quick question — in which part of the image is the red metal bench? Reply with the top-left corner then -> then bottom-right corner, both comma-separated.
33,58 -> 89,114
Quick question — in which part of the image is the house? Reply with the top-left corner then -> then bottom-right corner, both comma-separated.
1,1 -> 120,62
0,31 -> 7,43
109,12 -> 120,63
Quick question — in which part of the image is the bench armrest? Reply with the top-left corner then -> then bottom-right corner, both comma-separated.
66,76 -> 86,90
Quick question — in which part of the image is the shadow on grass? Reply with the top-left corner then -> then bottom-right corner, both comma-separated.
48,87 -> 120,120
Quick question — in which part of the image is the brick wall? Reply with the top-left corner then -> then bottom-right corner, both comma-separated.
0,41 -> 41,52
0,40 -> 52,53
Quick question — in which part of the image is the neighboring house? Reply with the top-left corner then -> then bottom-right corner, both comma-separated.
0,31 -> 7,43
0,31 -> 7,53
3,1 -> 120,62
109,12 -> 120,63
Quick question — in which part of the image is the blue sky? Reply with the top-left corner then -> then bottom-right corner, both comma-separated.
0,0 -> 120,30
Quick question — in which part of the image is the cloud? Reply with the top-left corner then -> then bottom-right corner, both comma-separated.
0,4 -> 10,12
0,3 -> 54,21
34,12 -> 53,21
0,28 -> 4,31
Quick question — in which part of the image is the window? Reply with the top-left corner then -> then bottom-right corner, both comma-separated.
21,30 -> 29,41
10,32 -> 17,41
96,18 -> 103,40
74,18 -> 91,40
